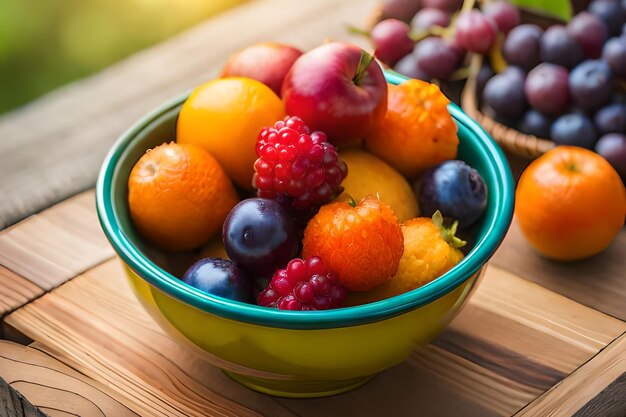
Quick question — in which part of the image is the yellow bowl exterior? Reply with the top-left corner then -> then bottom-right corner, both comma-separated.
123,259 -> 483,397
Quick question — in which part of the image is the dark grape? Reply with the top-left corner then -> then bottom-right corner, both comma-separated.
525,63 -> 570,115
483,67 -> 527,119
455,10 -> 498,54
569,60 -> 613,111
519,110 -> 552,138
222,198 -> 298,277
476,63 -> 495,102
381,0 -> 421,23
540,25 -> 584,69
589,0 -> 626,36
551,113 -> 598,148
414,37 -> 461,80
411,8 -> 451,32
603,37 -> 626,78
371,19 -> 415,66
567,12 -> 608,58
421,0 -> 463,12
483,1 -> 521,34
595,133 -> 626,179
393,53 -> 430,80
503,24 -> 543,70
183,258 -> 253,303
595,103 -> 626,134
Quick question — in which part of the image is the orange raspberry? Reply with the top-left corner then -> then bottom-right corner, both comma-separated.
301,195 -> 404,291
346,211 -> 465,305
365,79 -> 458,178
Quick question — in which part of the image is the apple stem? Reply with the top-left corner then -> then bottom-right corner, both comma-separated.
353,50 -> 375,86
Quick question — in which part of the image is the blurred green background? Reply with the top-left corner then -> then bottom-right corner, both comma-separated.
0,0 -> 245,115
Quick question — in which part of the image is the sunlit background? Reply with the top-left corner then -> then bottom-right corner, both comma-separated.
0,0 -> 246,114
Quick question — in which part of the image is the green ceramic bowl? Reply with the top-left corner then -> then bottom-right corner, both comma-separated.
96,72 -> 514,398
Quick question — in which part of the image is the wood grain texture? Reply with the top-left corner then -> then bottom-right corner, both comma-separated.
492,221 -> 626,321
0,191 -> 114,291
573,373 -> 626,417
0,340 -> 138,417
5,259 -> 625,417
0,267 -> 43,319
516,333 -> 626,417
0,0 -> 375,229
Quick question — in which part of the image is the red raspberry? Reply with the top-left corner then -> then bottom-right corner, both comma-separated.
253,116 -> 348,210
257,256 -> 346,311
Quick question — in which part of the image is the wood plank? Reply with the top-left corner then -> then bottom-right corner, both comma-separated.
0,267 -> 43,319
0,340 -> 138,417
0,0 -> 375,229
5,259 -> 624,417
515,332 -> 626,417
0,191 -> 114,291
0,375 -> 46,417
493,221 -> 626,321
573,373 -> 626,417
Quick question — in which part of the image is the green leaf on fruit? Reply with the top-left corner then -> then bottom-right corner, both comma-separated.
507,0 -> 572,22
432,211 -> 467,249
353,50 -> 375,86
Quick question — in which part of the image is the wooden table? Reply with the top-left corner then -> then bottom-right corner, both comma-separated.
0,1 -> 624,415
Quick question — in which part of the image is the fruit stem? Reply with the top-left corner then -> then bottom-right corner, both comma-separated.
432,211 -> 467,249
345,24 -> 371,37
408,26 -> 446,42
448,66 -> 470,81
353,50 -> 375,86
461,0 -> 477,13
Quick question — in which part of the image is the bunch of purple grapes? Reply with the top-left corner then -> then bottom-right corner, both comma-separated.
371,0 -> 520,81
480,0 -> 626,180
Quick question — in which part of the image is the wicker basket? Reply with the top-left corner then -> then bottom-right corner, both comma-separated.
461,56 -> 556,159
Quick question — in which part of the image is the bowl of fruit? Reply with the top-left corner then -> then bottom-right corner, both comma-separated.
96,41 -> 514,398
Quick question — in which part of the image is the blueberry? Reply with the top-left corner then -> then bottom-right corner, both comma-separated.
416,160 -> 488,228
551,113 -> 598,148
183,258 -> 253,303
222,198 -> 298,277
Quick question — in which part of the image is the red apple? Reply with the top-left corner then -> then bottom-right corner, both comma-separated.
281,42 -> 388,147
221,42 -> 303,97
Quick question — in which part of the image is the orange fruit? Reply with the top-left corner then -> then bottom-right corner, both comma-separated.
516,146 -> 626,261
365,79 -> 458,178
302,195 -> 404,291
177,77 -> 286,189
347,212 -> 465,305
338,149 -> 419,222
128,143 -> 239,252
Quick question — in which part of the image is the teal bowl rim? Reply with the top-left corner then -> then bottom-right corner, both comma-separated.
96,71 -> 514,330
